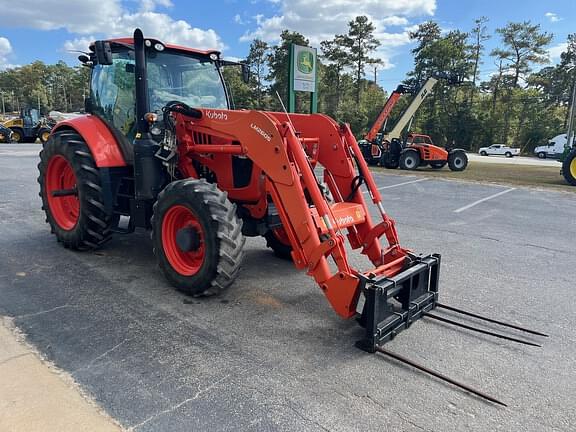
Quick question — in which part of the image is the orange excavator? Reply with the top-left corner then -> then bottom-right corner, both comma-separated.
359,84 -> 411,166
360,76 -> 468,171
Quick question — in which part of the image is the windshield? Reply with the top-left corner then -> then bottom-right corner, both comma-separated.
147,49 -> 228,112
90,46 -> 228,139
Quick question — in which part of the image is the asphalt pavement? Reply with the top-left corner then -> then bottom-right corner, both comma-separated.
1,144 -> 575,431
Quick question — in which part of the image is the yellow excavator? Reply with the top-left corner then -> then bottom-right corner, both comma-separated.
1,108 -> 53,143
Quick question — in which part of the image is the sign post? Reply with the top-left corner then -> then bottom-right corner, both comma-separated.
288,44 -> 318,113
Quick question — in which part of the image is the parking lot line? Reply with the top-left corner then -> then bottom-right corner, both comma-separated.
454,187 -> 516,213
376,177 -> 428,190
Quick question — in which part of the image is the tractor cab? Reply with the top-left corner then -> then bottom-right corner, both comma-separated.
405,133 -> 434,147
84,38 -> 234,151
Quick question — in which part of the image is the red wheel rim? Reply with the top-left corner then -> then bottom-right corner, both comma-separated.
46,155 -> 79,230
162,205 -> 206,276
273,227 -> 291,245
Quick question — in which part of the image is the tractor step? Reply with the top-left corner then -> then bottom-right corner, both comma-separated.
355,254 -> 441,353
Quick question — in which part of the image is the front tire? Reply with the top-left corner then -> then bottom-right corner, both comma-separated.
538,152 -> 546,159
38,131 -> 113,249
38,128 -> 51,144
152,179 -> 245,296
264,227 -> 293,260
480,151 -> 487,156
448,150 -> 468,171
399,150 -> 420,170
10,128 -> 23,143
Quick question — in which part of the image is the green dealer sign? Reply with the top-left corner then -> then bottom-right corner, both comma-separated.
288,44 -> 318,113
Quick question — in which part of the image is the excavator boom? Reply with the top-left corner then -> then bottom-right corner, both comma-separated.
364,85 -> 411,142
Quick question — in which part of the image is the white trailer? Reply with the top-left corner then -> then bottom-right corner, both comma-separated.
534,134 -> 568,159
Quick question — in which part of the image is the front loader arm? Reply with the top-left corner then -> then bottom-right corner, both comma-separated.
174,108 -> 437,326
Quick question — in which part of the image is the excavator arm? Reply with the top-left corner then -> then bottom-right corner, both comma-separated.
364,85 -> 411,142
384,77 -> 439,142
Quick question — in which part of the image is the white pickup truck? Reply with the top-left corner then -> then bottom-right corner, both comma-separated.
478,144 -> 520,158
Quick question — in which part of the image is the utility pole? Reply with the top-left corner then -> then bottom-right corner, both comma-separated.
1,91 -> 5,115
567,68 -> 576,149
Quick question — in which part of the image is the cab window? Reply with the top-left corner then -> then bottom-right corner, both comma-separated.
90,49 -> 136,138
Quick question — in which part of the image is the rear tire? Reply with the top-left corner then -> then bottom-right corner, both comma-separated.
382,159 -> 399,169
505,151 -> 512,158
38,131 -> 113,250
152,179 -> 245,296
538,152 -> 546,159
399,150 -> 420,170
480,151 -> 487,156
562,149 -> 576,186
448,150 -> 468,171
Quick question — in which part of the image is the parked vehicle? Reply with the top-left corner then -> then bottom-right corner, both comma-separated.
359,76 -> 467,171
534,134 -> 568,159
399,133 -> 468,171
562,147 -> 576,186
1,108 -> 54,143
478,144 -> 520,157
0,124 -> 13,143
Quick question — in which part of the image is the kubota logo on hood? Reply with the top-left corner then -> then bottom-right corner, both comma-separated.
250,123 -> 272,142
206,111 -> 228,121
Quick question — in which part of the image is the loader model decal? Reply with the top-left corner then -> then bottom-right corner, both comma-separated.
250,123 -> 272,142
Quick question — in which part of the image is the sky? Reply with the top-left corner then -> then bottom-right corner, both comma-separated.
0,0 -> 574,92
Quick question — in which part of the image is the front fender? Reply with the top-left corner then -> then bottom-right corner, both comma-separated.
52,115 -> 127,168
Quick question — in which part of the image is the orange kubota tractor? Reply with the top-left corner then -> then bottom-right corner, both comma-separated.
38,31 -> 545,399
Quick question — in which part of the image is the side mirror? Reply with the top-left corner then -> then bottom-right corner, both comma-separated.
94,41 -> 113,65
84,97 -> 93,114
241,64 -> 250,84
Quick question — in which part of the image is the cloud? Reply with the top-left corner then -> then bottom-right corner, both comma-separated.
545,12 -> 562,23
0,37 -> 13,69
549,42 -> 567,61
62,36 -> 95,54
0,0 -> 224,52
107,11 -> 225,50
240,0 -> 436,71
234,14 -> 247,25
380,16 -> 409,27
139,0 -> 173,12
0,0 -> 122,34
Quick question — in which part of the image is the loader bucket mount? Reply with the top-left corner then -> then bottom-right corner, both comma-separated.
356,254 -> 440,353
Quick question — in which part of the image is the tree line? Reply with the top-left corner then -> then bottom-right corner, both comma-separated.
1,16 -> 574,152
0,61 -> 89,115
227,16 -> 575,151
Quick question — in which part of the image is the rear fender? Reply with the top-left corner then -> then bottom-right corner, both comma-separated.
52,115 -> 127,168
